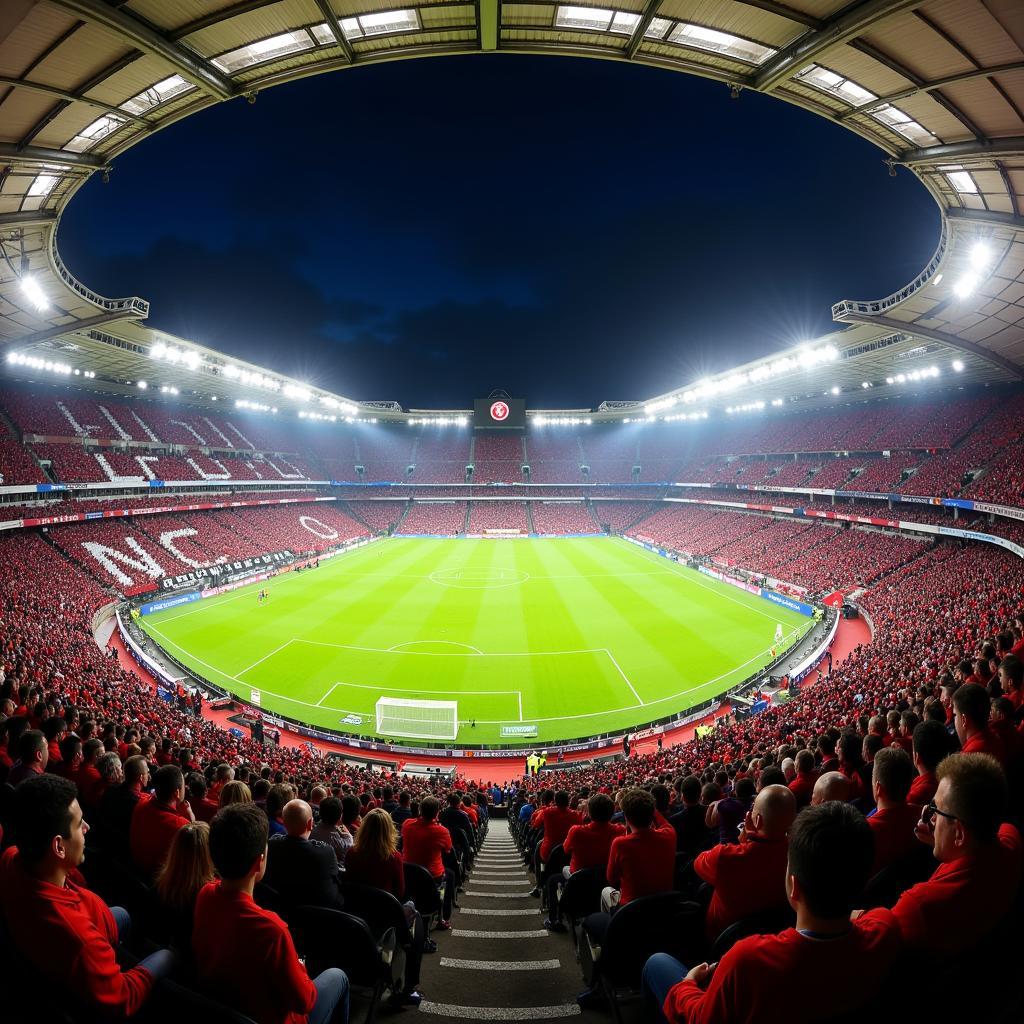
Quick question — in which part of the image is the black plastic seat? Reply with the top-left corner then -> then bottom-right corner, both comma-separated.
709,904 -> 797,960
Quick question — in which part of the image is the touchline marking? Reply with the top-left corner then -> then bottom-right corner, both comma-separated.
419,1002 -> 581,1019
440,959 -> 560,971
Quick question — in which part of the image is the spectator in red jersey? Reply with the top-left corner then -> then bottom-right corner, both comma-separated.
787,749 -> 817,809
867,753 -> 1022,959
97,754 -> 151,858
908,720 -> 949,805
643,802 -> 900,1024
55,734 -> 83,781
75,738 -> 106,809
193,803 -> 349,1024
953,684 -> 1005,765
401,796 -> 455,928
990,697 -> 1024,769
6,728 -> 47,786
695,784 -> 797,941
866,747 -> 921,874
998,654 -> 1024,710
42,716 -> 66,767
186,772 -> 220,823
545,792 -> 624,932
529,789 -> 581,896
0,775 -> 174,1018
130,764 -> 193,878
601,788 -> 675,913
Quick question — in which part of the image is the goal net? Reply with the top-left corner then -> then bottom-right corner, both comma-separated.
376,697 -> 459,741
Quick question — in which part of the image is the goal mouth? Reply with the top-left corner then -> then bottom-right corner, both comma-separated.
376,696 -> 459,741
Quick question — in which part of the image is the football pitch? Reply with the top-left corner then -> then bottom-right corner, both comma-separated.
139,537 -> 812,745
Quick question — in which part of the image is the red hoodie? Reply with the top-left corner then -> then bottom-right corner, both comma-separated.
0,846 -> 153,1017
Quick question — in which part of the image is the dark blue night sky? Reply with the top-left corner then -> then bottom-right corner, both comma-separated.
57,55 -> 940,408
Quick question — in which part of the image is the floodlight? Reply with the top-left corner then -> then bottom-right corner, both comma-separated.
831,386 -> 840,395
952,360 -> 964,372
969,242 -> 992,268
953,274 -> 978,300
21,276 -> 49,312
150,343 -> 166,359
137,381 -> 147,389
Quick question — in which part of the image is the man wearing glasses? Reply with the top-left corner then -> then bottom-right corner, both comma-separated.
859,752 -> 1022,958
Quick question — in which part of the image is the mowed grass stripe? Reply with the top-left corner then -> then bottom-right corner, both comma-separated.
141,537 -> 810,743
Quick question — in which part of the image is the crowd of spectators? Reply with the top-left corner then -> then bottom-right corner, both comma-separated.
530,502 -> 599,534
467,501 -> 530,533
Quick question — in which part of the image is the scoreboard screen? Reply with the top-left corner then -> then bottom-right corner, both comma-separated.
474,398 -> 526,429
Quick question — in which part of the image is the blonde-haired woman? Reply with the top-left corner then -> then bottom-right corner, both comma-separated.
154,820 -> 215,955
345,808 -> 431,1005
218,780 -> 252,807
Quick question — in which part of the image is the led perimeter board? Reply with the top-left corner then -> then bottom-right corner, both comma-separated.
474,397 -> 526,429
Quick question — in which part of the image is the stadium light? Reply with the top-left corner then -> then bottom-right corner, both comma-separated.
831,386 -> 840,395
20,276 -> 49,313
953,273 -> 979,300
5,351 -> 72,375
862,381 -> 872,389
160,385 -> 179,395
137,380 -> 148,390
952,359 -> 964,372
970,241 -> 993,269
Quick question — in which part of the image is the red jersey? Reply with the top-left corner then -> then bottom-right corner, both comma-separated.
129,799 -> 190,876
563,820 -> 625,874
663,910 -> 901,1024
401,817 -> 452,879
344,848 -> 405,901
0,847 -> 153,1017
606,825 -> 675,905
192,881 -> 316,1024
867,803 -> 922,874
695,835 -> 790,940
788,773 -> 815,808
531,805 -> 583,862
891,823 -> 1022,957
961,728 -> 1006,766
907,772 -> 937,805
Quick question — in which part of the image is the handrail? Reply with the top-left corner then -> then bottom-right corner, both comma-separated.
48,230 -> 150,316
831,219 -> 948,320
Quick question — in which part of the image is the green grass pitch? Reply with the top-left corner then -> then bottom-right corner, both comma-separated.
139,537 -> 812,746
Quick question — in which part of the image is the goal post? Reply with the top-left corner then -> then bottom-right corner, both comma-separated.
375,697 -> 459,741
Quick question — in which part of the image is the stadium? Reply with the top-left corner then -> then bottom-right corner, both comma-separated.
0,1 -> 1023,1023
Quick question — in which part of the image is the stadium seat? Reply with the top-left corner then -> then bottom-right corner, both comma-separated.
579,892 -> 705,1023
289,905 -> 397,1022
708,904 -> 797,960
150,978 -> 259,1024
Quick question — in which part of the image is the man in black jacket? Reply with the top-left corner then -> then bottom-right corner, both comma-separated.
264,799 -> 344,914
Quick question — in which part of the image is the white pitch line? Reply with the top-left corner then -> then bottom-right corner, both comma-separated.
419,1002 -> 580,1019
440,959 -> 560,971
458,908 -> 539,917
292,638 -> 607,658
603,648 -> 643,705
452,930 -> 550,939
235,639 -> 295,677
388,640 -> 485,654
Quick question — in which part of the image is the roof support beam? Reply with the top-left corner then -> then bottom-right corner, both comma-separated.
47,0 -> 235,101
625,0 -> 662,59
946,207 -> 1024,230
731,0 -> 822,29
840,61 -> 1024,120
896,137 -> 1024,165
833,311 -> 1024,380
479,0 -> 500,50
0,76 -> 152,125
0,142 -> 106,170
12,310 -> 148,348
754,0 -> 924,93
995,162 -> 1020,220
0,211 -> 57,230
310,0 -> 356,63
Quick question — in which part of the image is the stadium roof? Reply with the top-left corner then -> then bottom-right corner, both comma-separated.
0,0 -> 1021,421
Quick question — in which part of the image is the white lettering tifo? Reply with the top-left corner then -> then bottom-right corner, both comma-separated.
159,528 -> 226,569
299,516 -> 338,540
81,538 -> 166,586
